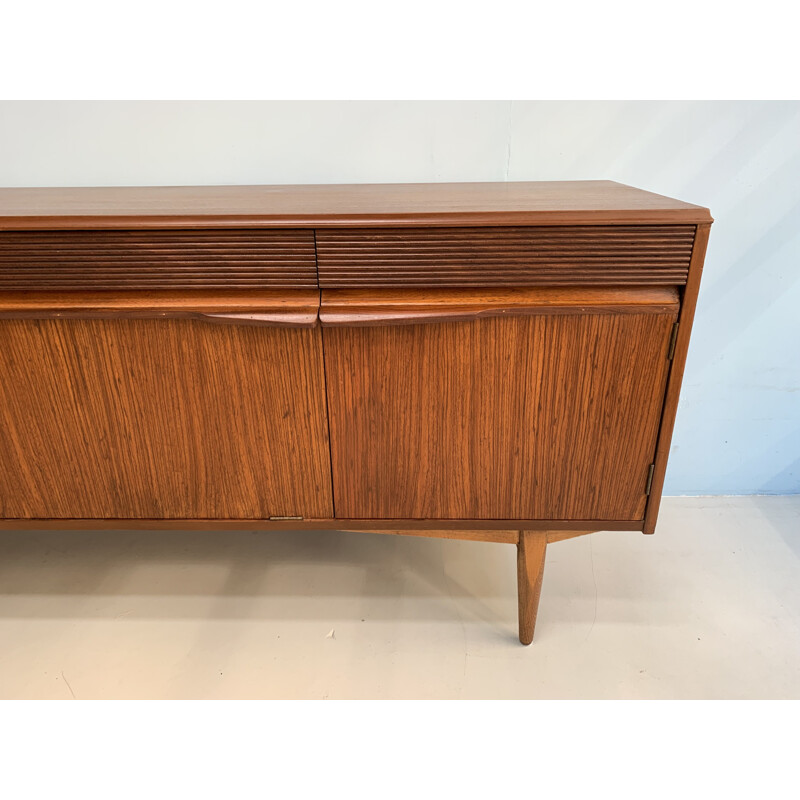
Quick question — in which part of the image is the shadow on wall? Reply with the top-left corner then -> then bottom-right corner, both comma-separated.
760,453 -> 800,495
690,194 -> 800,374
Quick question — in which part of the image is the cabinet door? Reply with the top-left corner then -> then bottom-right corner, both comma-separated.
321,287 -> 678,521
0,313 -> 333,519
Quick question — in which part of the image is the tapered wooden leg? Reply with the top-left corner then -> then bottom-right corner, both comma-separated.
517,531 -> 547,645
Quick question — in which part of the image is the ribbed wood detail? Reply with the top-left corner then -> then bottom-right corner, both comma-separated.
316,226 -> 696,287
0,229 -> 317,290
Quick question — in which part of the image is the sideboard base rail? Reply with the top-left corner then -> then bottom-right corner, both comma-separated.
0,518 -> 641,532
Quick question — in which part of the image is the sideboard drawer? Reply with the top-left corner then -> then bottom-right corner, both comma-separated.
0,229 -> 317,291
316,226 -> 696,288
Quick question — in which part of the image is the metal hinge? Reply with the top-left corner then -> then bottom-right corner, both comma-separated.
667,322 -> 679,360
269,515 -> 303,521
645,464 -> 655,496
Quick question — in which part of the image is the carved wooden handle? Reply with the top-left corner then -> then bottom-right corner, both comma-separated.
196,311 -> 317,328
0,289 -> 320,327
320,287 -> 681,327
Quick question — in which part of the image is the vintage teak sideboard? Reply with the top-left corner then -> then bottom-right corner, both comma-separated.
0,181 -> 712,644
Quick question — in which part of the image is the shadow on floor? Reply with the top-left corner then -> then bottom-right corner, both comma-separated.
0,528 -> 522,626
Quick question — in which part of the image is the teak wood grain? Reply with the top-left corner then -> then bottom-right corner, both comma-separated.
0,181 -> 712,229
0,318 -> 333,519
323,310 -> 676,520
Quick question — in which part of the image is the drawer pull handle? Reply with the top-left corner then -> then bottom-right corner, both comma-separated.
198,312 -> 317,328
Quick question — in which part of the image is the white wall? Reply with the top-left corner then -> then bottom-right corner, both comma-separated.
1,101 -> 797,494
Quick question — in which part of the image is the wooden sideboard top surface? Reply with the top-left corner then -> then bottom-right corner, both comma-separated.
0,180 -> 712,229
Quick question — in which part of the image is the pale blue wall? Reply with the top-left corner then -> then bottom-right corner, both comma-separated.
1,101 -> 797,494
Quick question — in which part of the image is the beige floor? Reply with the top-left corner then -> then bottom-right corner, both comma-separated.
0,496 -> 798,699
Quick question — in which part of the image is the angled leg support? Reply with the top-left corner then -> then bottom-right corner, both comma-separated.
517,531 -> 547,645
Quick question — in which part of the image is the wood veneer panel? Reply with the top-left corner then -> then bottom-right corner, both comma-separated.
0,181 -> 712,229
316,226 -> 694,287
0,319 -> 333,519
0,229 -> 316,290
324,312 -> 676,520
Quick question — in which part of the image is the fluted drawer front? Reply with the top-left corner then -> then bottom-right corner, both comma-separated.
316,225 -> 695,287
0,229 -> 317,290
